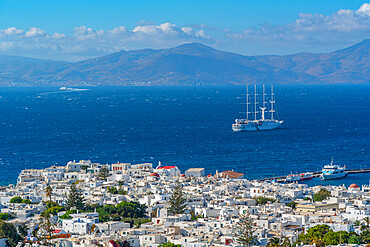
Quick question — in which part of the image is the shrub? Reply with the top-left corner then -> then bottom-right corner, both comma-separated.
314,188 -> 330,202
0,213 -> 8,221
255,196 -> 275,205
9,197 -> 22,203
21,199 -> 32,204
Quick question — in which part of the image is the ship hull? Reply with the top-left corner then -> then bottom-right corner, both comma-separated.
321,172 -> 347,180
232,120 -> 283,132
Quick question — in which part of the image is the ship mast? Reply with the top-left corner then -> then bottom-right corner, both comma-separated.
254,84 -> 257,121
262,84 -> 266,108
246,85 -> 249,120
269,85 -> 275,120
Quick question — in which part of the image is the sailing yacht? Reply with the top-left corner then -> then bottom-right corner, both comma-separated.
232,85 -> 283,132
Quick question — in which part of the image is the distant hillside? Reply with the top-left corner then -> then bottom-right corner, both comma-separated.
253,39 -> 370,84
0,55 -> 69,86
0,40 -> 369,86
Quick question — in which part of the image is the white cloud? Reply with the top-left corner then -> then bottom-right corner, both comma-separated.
0,4 -> 369,60
357,3 -> 370,15
51,33 -> 66,39
110,26 -> 128,34
3,27 -> 24,35
225,3 -> 370,53
0,23 -> 211,60
25,27 -> 47,37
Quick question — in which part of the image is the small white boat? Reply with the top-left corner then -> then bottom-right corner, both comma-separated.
286,174 -> 301,182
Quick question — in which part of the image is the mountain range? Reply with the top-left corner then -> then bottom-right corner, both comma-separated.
0,39 -> 369,86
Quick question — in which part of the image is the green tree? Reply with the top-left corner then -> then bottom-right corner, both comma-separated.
59,209 -> 77,219
287,201 -> 297,209
98,167 -> 110,181
0,220 -> 22,247
363,217 -> 370,230
45,185 -> 53,202
168,184 -> 187,215
21,199 -> 32,204
360,230 -> 370,244
234,213 -> 258,247
313,188 -> 330,202
267,237 -> 280,247
322,229 -> 349,246
107,187 -> 118,194
281,237 -> 291,247
0,213 -> 8,221
39,212 -> 54,244
46,201 -> 58,209
9,196 -> 22,203
118,185 -> 127,195
348,235 -> 361,244
66,183 -> 85,210
95,201 -> 147,222
18,223 -> 28,238
255,197 -> 275,205
296,225 -> 330,247
307,225 -> 329,242
158,242 -> 181,247
42,206 -> 64,216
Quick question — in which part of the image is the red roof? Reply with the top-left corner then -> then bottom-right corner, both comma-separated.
157,166 -> 177,169
52,229 -> 61,233
219,170 -> 244,179
349,183 -> 359,188
180,174 -> 186,177
150,172 -> 160,177
207,174 -> 212,177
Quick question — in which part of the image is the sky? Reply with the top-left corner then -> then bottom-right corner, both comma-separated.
0,0 -> 369,61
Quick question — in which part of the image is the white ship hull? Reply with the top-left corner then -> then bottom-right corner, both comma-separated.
232,120 -> 283,132
321,172 -> 347,180
321,158 -> 348,180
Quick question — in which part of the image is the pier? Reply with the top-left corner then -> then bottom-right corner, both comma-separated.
256,168 -> 370,182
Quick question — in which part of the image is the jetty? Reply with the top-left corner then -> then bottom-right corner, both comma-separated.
256,168 -> 370,182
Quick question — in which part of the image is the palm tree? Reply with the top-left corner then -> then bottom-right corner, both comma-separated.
267,237 -> 280,247
363,217 -> 370,229
45,186 -> 53,202
281,237 -> 291,247
39,212 -> 54,244
354,220 -> 362,227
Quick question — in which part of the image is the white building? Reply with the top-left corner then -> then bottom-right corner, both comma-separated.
185,168 -> 205,178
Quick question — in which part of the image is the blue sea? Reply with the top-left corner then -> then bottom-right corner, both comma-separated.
0,85 -> 369,187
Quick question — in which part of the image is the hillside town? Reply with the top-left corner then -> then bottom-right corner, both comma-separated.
0,160 -> 369,247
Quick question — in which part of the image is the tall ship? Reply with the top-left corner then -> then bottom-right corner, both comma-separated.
321,158 -> 347,180
232,85 -> 283,132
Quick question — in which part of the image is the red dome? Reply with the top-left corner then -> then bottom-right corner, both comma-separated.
349,183 -> 359,188
207,174 -> 212,177
150,172 -> 160,177
180,174 -> 186,177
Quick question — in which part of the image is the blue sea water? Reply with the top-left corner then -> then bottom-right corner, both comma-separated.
0,85 -> 369,187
